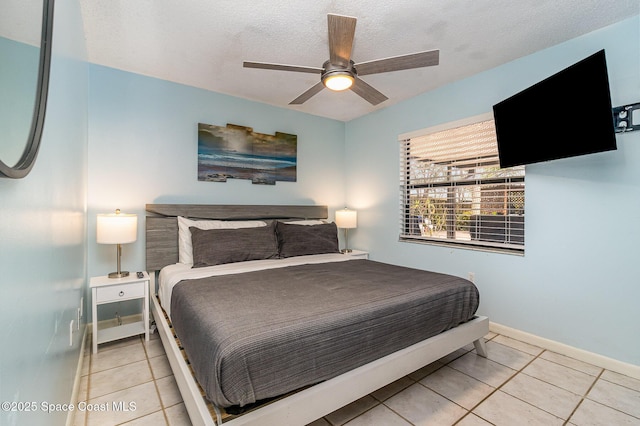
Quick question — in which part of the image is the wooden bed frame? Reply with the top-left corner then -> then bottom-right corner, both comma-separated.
145,204 -> 489,426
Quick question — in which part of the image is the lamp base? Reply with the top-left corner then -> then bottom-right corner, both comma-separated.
108,271 -> 130,279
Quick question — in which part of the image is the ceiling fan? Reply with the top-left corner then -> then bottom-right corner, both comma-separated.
243,14 -> 439,106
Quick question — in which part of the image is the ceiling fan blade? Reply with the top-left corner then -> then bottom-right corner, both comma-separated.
328,14 -> 357,67
355,49 -> 440,76
243,61 -> 323,74
351,78 -> 388,105
289,82 -> 325,105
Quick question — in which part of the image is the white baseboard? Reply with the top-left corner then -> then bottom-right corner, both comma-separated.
490,322 -> 640,381
66,325 -> 87,426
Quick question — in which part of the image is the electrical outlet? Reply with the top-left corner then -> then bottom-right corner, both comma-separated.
468,272 -> 475,283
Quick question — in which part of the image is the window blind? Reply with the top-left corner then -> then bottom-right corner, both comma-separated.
399,119 -> 525,252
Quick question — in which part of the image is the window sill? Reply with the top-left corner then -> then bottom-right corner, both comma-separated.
399,236 -> 524,256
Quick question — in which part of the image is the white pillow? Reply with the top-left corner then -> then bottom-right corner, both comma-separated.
283,220 -> 326,225
177,216 -> 267,265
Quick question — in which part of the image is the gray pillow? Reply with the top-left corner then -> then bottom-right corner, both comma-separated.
276,221 -> 339,258
190,223 -> 279,267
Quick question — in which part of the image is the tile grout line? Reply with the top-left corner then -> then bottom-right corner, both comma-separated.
439,335 -> 504,425
564,368 -> 640,424
562,368 -> 603,426
321,356 -> 448,425
357,351 -> 473,425
361,334 -> 502,426
81,337 -> 93,426
320,358 -> 445,424
358,377 -> 420,426
377,338 -> 497,426
598,373 -> 640,394
86,335 -> 165,425
367,333 -> 626,426
451,336 -> 543,425
463,343 -> 613,425
140,334 -> 172,426
111,335 -> 167,426
458,335 -> 629,425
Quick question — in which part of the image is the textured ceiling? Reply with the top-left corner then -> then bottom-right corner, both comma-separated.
78,0 -> 639,122
1,0 -> 47,45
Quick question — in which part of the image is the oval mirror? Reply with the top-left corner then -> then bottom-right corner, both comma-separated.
0,0 -> 54,179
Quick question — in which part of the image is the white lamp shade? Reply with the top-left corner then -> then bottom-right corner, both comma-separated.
335,209 -> 357,229
97,212 -> 138,244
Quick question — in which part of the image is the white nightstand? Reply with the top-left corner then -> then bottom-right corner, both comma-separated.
343,249 -> 369,259
90,272 -> 149,354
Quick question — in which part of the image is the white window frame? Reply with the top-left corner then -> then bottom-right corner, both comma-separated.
399,113 -> 525,254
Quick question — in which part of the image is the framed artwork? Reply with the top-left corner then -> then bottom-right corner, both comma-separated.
198,123 -> 297,185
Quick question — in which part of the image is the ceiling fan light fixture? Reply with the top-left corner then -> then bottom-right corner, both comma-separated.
323,72 -> 354,91
243,14 -> 439,105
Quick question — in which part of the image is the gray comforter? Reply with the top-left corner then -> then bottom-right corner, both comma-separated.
170,259 -> 479,408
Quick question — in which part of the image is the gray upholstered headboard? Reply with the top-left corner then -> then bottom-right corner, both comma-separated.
145,204 -> 329,271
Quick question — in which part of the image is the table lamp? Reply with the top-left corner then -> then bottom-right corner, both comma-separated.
97,209 -> 138,278
335,208 -> 357,253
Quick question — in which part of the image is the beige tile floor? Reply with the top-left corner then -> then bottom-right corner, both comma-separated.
73,331 -> 640,426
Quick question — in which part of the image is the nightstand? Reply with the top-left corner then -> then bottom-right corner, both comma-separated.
343,250 -> 369,259
90,272 -> 149,353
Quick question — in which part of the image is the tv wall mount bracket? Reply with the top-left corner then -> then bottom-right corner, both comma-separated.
613,102 -> 640,133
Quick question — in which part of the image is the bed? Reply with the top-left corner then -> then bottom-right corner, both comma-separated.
145,204 -> 488,426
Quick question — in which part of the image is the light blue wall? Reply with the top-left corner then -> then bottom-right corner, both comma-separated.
345,16 -> 640,365
87,66 -> 346,318
0,0 -> 88,424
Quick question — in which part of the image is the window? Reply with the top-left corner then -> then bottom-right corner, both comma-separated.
399,114 -> 525,253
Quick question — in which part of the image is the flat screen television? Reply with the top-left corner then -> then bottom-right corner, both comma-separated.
493,49 -> 617,168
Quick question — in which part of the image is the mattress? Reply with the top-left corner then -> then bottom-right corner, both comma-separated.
158,253 -> 357,318
169,258 -> 479,408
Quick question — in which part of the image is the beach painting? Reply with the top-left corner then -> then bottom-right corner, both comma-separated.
197,123 -> 297,185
